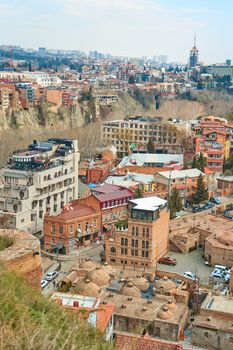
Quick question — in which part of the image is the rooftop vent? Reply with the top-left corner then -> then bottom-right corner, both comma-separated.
147,300 -> 152,304
121,304 -> 127,309
127,297 -> 133,301
102,301 -> 107,305
108,293 -> 114,298
85,279 -> 90,284
142,307 -> 147,312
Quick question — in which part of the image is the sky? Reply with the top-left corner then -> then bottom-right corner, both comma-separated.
0,0 -> 233,64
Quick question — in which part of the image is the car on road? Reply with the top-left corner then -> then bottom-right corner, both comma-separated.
203,202 -> 215,210
214,265 -> 230,274
45,271 -> 59,281
211,270 -> 223,279
158,256 -> 177,266
184,271 -> 197,281
192,206 -> 203,213
41,279 -> 48,288
210,196 -> 221,205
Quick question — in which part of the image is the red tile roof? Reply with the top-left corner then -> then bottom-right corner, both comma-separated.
96,304 -> 115,333
92,184 -> 123,194
55,203 -> 97,220
115,334 -> 183,350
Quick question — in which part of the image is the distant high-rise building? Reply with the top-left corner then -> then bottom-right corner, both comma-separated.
159,55 -> 167,64
38,47 -> 46,55
226,59 -> 232,66
189,34 -> 198,67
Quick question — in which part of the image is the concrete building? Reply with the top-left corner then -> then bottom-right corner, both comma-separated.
194,116 -> 231,172
51,293 -> 115,341
0,138 -> 80,234
192,293 -> 233,350
0,71 -> 62,87
155,168 -> 206,203
105,196 -> 170,268
101,116 -> 179,157
118,153 -> 183,170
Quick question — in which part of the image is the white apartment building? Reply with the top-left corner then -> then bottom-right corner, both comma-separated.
0,71 -> 62,87
101,116 -> 178,156
0,138 -> 79,234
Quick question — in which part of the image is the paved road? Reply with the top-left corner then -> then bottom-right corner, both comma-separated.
42,243 -> 103,296
157,248 -> 213,285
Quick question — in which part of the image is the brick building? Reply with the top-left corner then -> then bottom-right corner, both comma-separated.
90,185 -> 134,228
217,176 -> 233,195
44,202 -> 101,252
105,196 -> 169,268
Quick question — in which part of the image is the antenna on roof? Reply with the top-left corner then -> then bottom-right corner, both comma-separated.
194,32 -> 197,47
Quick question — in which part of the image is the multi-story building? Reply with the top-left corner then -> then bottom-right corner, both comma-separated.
189,35 -> 198,68
194,117 -> 230,172
0,138 -> 80,234
44,201 -> 101,252
0,88 -> 10,110
155,168 -> 206,203
101,116 -> 179,157
105,196 -> 169,268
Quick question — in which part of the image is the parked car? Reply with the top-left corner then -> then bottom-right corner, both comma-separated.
210,196 -> 221,205
211,270 -> 223,279
41,279 -> 48,288
214,265 -> 230,274
203,202 -> 215,210
45,271 -> 59,281
192,206 -> 203,213
158,257 -> 177,266
184,271 -> 197,281
224,273 -> 230,283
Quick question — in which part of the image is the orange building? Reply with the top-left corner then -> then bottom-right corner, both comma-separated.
194,117 -> 230,172
105,196 -> 169,268
43,202 -> 101,252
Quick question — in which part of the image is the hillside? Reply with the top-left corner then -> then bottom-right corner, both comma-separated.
0,265 -> 113,350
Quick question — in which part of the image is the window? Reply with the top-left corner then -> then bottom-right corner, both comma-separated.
146,241 -> 149,249
110,247 -> 116,254
143,227 -> 145,237
51,225 -> 55,234
70,225 -> 74,234
59,226 -> 63,234
146,228 -> 149,237
204,332 -> 208,338
135,239 -> 138,248
53,205 -> 57,212
142,240 -> 145,248
132,226 -> 135,236
131,249 -> 134,256
131,239 -> 134,247
86,222 -> 89,231
136,227 -> 139,236
135,250 -> 138,256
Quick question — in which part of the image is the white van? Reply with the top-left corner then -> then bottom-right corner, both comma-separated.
214,265 -> 230,274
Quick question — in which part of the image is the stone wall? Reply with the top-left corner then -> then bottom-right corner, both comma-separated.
0,229 -> 42,288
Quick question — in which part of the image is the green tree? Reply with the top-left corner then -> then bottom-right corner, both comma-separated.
128,75 -> 135,84
191,153 -> 206,172
147,138 -> 155,153
134,186 -> 144,199
168,187 -> 182,219
192,174 -> 208,205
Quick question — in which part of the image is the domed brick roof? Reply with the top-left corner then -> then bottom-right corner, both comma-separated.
86,266 -> 111,287
131,276 -> 150,292
217,232 -> 233,247
119,282 -> 141,298
74,278 -> 100,297
154,276 -> 176,292
79,259 -> 98,270
157,304 -> 173,320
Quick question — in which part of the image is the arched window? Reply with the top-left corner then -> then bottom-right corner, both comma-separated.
110,247 -> 116,254
136,227 -> 139,236
142,240 -> 145,249
131,239 -> 134,247
44,175 -> 47,181
64,169 -> 68,175
146,228 -> 149,237
125,238 -> 128,246
135,239 -> 138,248
146,241 -> 149,249
121,237 -> 124,246
143,227 -> 145,237
132,226 -> 135,236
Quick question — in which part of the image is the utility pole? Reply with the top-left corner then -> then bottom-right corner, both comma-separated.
168,171 -> 172,202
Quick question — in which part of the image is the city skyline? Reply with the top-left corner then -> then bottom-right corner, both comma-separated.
0,0 -> 233,64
